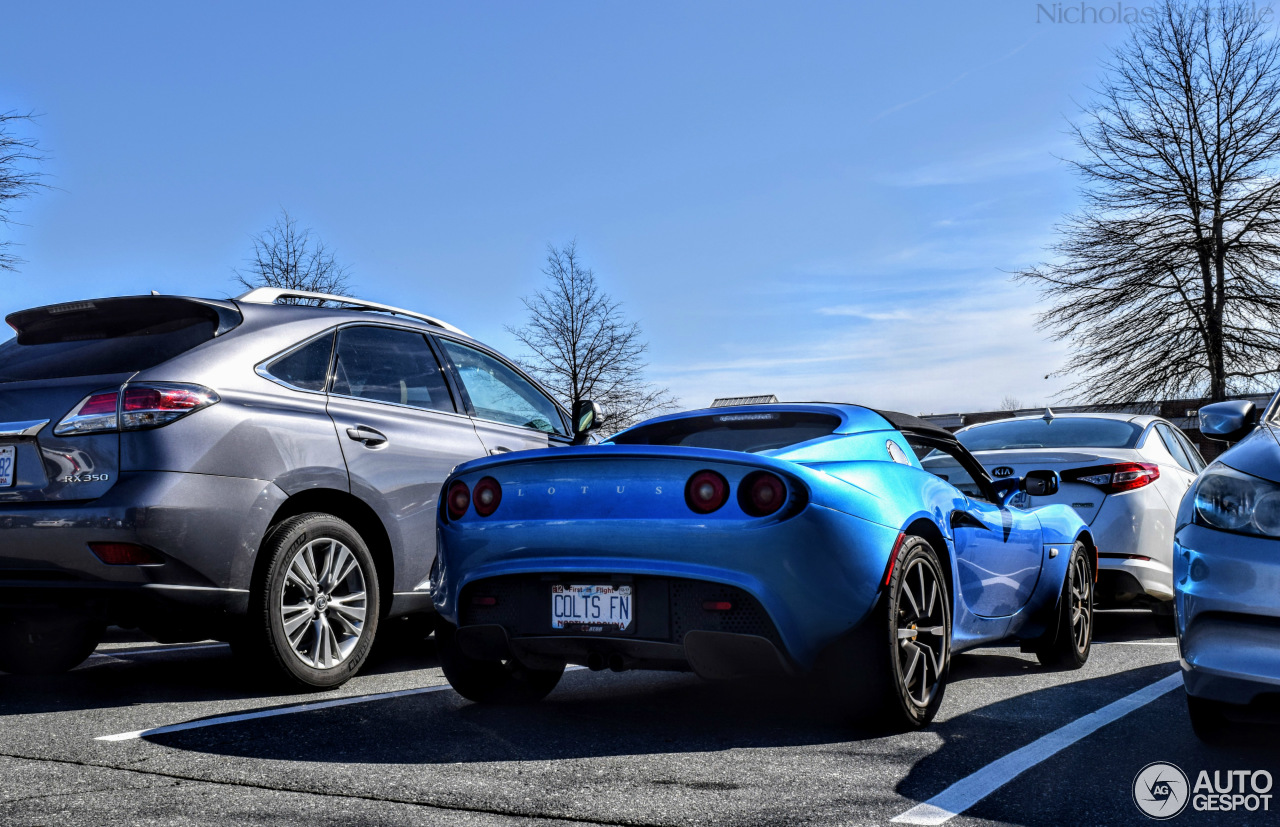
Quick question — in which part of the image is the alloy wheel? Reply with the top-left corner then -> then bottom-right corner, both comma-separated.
895,556 -> 948,709
279,538 -> 368,669
1070,552 -> 1092,654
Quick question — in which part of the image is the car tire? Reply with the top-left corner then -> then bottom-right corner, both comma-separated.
240,513 -> 380,690
436,620 -> 564,703
1035,541 -> 1093,669
828,535 -> 951,731
1187,694 -> 1233,744
0,614 -> 104,675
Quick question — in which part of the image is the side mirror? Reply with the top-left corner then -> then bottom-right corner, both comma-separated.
1023,469 -> 1060,497
571,399 -> 604,446
992,469 -> 1059,507
1199,400 -> 1257,443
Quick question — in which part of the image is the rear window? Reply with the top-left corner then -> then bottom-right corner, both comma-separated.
0,297 -> 232,384
609,411 -> 840,453
957,418 -> 1143,451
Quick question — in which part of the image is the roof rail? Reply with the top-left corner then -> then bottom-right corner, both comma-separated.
235,287 -> 468,336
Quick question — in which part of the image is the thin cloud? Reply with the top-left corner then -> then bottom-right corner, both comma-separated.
817,305 -> 912,321
870,36 -> 1038,122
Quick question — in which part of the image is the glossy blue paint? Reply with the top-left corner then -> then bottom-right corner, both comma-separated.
435,403 -> 1092,670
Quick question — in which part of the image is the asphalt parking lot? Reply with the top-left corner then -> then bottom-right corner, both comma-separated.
0,611 -> 1276,827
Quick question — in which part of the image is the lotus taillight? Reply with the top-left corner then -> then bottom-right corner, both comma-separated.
473,477 -> 502,517
54,383 -> 219,436
446,480 -> 471,520
685,470 -> 729,514
739,471 -> 787,517
1065,462 -> 1160,494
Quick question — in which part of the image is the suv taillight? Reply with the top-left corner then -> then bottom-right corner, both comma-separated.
54,383 -> 220,436
54,390 -> 121,436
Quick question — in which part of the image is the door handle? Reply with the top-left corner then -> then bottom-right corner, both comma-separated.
346,425 -> 388,447
488,446 -> 513,456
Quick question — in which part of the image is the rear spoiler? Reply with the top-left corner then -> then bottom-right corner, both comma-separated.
6,295 -> 243,345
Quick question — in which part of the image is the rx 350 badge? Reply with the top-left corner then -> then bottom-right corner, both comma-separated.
1133,762 -> 1190,819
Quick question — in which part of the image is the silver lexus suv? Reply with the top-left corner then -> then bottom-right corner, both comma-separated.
0,288 -> 575,687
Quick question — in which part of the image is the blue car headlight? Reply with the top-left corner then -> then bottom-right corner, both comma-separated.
1193,464 -> 1280,538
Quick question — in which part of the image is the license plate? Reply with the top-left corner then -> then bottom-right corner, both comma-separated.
0,446 -> 13,488
1008,491 -> 1031,509
551,584 -> 632,632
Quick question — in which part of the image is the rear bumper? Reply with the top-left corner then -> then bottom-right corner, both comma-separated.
1090,490 -> 1176,603
435,504 -> 902,670
459,623 -> 793,680
0,470 -> 285,617
1175,524 -> 1280,704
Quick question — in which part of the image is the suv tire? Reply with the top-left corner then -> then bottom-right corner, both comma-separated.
240,513 -> 380,689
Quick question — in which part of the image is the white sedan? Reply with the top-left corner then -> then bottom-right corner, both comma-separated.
953,411 -> 1204,627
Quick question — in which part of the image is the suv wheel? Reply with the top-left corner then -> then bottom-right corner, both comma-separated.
241,513 -> 380,689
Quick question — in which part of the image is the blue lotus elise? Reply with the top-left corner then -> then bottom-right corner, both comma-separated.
431,403 -> 1097,728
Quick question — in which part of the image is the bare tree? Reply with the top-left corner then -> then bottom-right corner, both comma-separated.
999,396 -> 1022,412
0,112 -> 45,272
234,209 -> 352,303
1017,1 -> 1280,403
508,242 -> 677,431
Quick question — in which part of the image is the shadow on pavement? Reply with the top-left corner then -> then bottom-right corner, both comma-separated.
0,616 -> 439,717
136,612 -> 1191,770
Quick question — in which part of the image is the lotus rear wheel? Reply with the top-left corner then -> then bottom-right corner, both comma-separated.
1035,541 -> 1093,669
826,535 -> 951,730
437,621 -> 564,704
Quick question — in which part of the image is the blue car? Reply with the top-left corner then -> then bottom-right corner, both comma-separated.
1176,394 -> 1280,740
431,403 -> 1097,728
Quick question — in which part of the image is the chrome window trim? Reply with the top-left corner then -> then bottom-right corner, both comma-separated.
254,328 -> 339,396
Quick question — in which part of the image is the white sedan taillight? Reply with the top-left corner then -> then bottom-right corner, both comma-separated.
54,383 -> 219,436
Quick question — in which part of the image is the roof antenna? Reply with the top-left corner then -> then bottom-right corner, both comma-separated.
1043,407 -> 1056,423
151,290 -> 159,296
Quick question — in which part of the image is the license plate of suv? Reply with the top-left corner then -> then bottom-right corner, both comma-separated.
551,584 -> 632,631
0,446 -> 13,488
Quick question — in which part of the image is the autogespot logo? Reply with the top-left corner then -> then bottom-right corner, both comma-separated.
1132,762 -> 1275,818
1133,762 -> 1190,820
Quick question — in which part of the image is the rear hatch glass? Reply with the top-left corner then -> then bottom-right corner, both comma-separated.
1,296 -> 239,383
609,411 -> 840,453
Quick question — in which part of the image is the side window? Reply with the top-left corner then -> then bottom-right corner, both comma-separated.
1173,426 -> 1207,473
1155,423 -> 1194,472
331,326 -> 456,413
264,332 -> 334,392
438,339 -> 568,436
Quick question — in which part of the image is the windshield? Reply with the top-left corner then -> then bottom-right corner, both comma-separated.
957,418 -> 1143,451
609,411 -> 840,453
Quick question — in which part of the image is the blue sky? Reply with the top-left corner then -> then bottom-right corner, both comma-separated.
1,1 -> 1133,414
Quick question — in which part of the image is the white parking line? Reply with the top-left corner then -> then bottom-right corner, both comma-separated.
891,671 -> 1182,825
1096,641 -> 1177,646
89,643 -> 228,659
97,682 -> 455,741
97,665 -> 589,742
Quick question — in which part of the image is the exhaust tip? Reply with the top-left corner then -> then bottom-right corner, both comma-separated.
608,653 -> 627,672
587,652 -> 606,671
